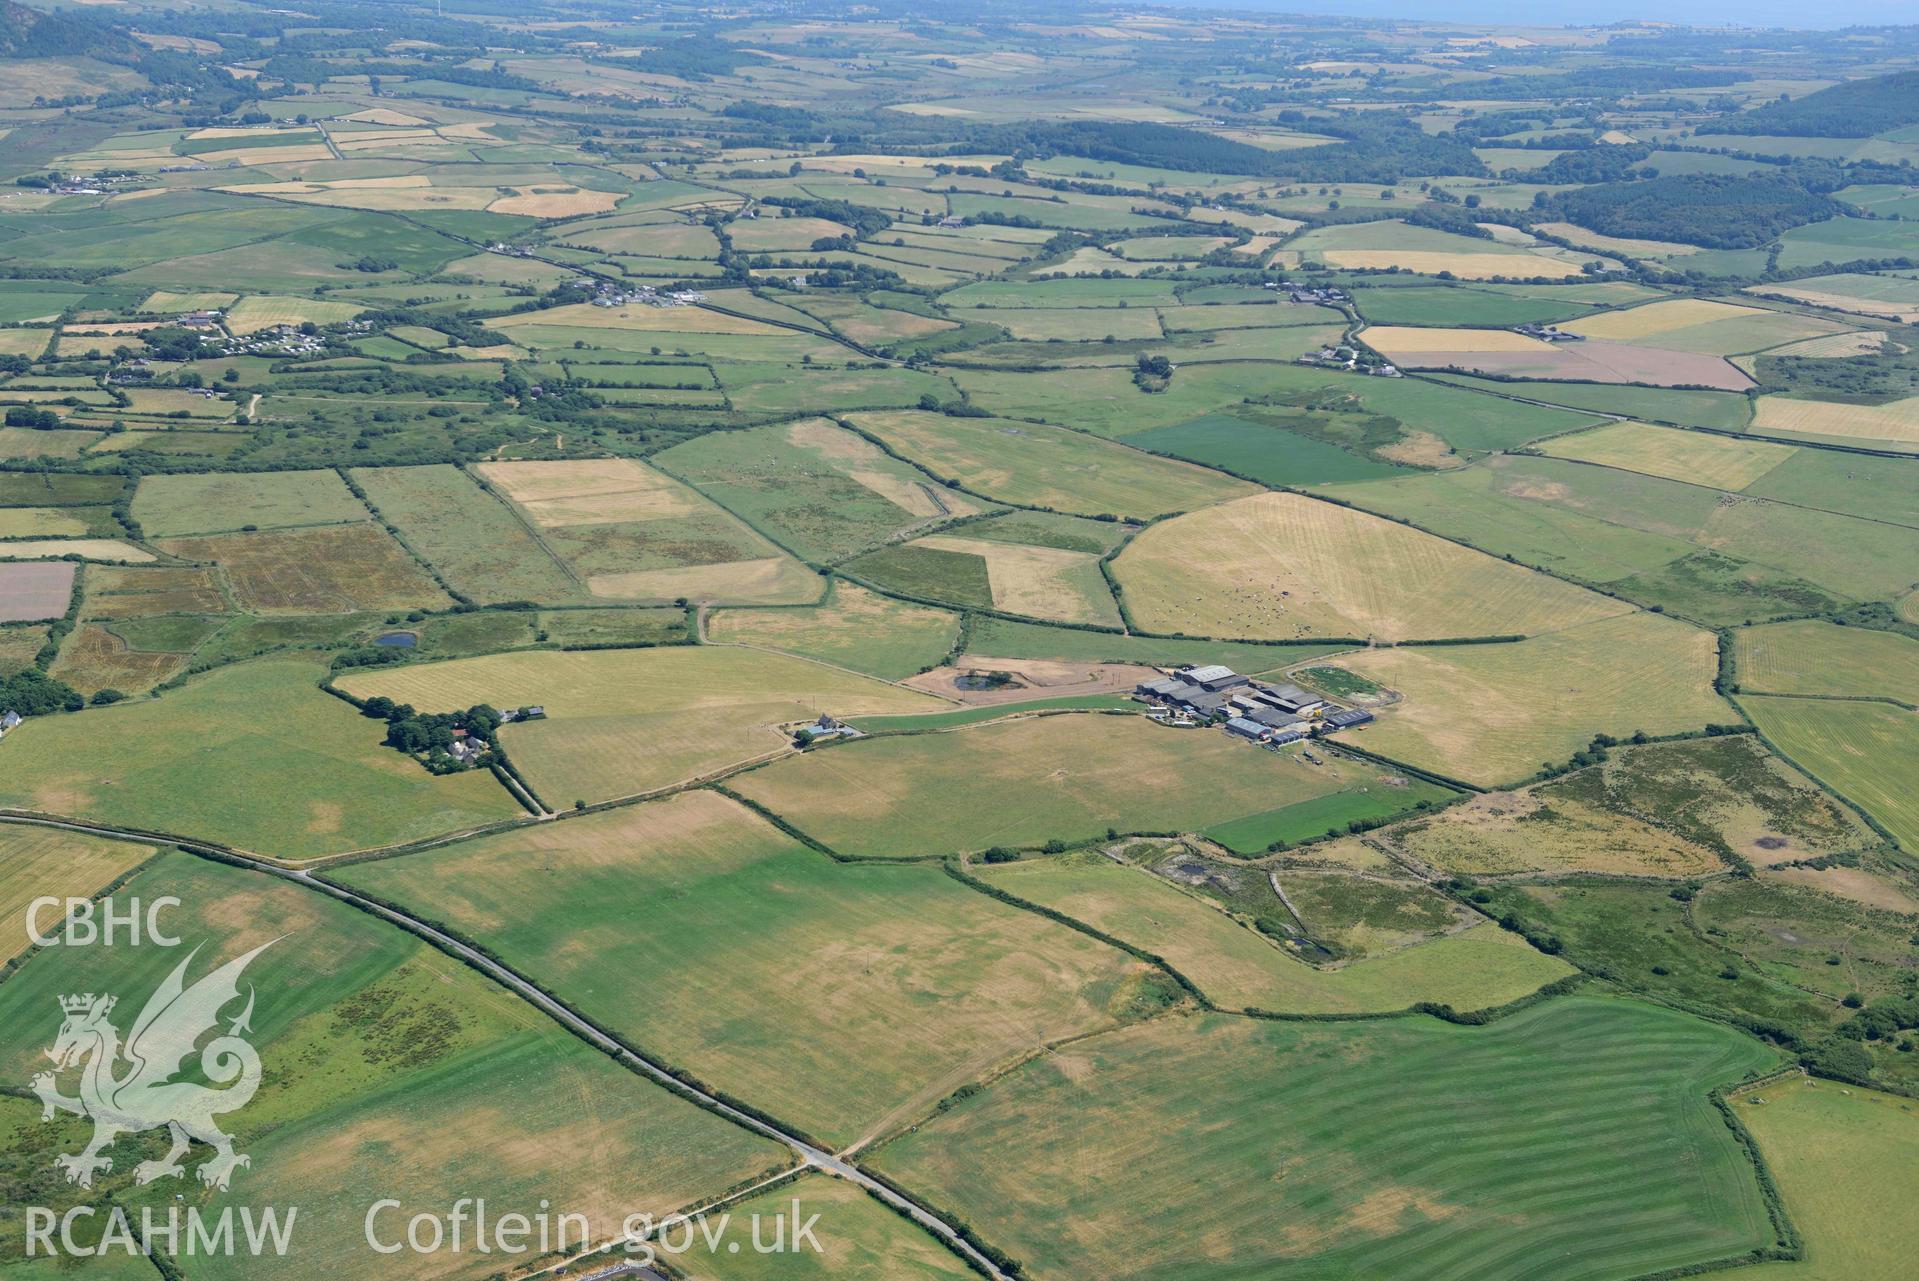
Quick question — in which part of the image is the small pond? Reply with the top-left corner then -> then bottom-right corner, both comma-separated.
374,632 -> 418,649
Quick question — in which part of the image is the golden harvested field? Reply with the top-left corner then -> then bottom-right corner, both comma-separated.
337,646 -> 944,805
1538,422 -> 1798,490
0,539 -> 152,562
1735,620 -> 1919,705
0,825 -> 156,964
223,295 -> 368,335
492,301 -> 784,334
1332,612 -> 1731,786
1565,298 -> 1766,340
914,533 -> 1119,626
487,185 -> 625,217
1363,325 -> 1555,354
157,523 -> 449,613
1112,492 -> 1630,642
1320,250 -> 1587,278
1384,788 -> 1725,878
474,457 -> 702,526
1751,395 -> 1919,449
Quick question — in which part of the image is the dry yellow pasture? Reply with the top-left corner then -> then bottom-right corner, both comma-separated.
1112,492 -> 1629,642
1534,222 -> 1701,258
1362,326 -> 1555,354
491,301 -> 783,334
915,534 -> 1118,626
0,329 -> 51,357
0,827 -> 157,964
473,458 -> 703,527
1538,422 -> 1798,490
1761,331 -> 1886,360
230,180 -> 498,213
139,290 -> 236,312
488,186 -> 624,217
1746,284 -> 1919,324
0,540 -> 154,562
222,145 -> 334,165
1319,250 -> 1586,279
224,295 -> 367,335
338,107 -> 431,126
1384,788 -> 1723,878
1563,298 -> 1767,341
785,419 -> 974,518
336,646 -> 942,804
1329,612 -> 1730,786
1751,394 -> 1919,448
585,556 -> 820,604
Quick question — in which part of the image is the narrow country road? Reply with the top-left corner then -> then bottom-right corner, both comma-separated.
0,814 -> 1011,1281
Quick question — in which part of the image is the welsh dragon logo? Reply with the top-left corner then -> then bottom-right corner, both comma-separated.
29,942 -> 272,1191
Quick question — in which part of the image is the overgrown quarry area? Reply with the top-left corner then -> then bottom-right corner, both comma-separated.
0,2 -> 1917,1279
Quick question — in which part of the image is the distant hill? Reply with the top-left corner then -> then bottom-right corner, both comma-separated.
1717,71 -> 1919,139
0,0 -> 138,59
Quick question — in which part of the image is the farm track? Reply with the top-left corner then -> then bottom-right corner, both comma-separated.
0,809 -> 1012,1281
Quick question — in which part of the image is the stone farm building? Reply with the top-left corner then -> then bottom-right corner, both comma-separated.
1134,665 -> 1372,747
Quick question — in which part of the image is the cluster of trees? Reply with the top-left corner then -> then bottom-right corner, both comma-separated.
1133,353 -> 1173,392
3,407 -> 59,429
608,38 -> 763,80
1547,174 -> 1843,249
0,669 -> 83,716
359,696 -> 501,773
755,196 -> 892,239
1718,70 -> 1919,138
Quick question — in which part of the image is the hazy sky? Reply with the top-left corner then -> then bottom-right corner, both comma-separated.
1182,0 -> 1914,28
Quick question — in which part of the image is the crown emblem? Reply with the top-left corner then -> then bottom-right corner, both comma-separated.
59,993 -> 111,1015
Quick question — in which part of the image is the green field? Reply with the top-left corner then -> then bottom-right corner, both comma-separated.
1740,695 -> 1919,851
732,713 -> 1394,857
1203,777 -> 1456,853
656,419 -> 976,562
1335,612 -> 1731,786
1735,1080 -> 1919,1281
336,645 -> 944,805
962,617 -> 1352,671
845,409 -> 1254,519
982,852 -> 1569,1013
130,469 -> 367,537
0,657 -> 520,858
680,1174 -> 974,1280
1735,620 -> 1919,704
1428,374 -> 1756,431
340,790 -> 1149,1149
1353,283 -> 1607,327
0,852 -> 781,1278
872,998 -> 1780,1281
352,465 -> 580,604
707,580 -> 959,679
